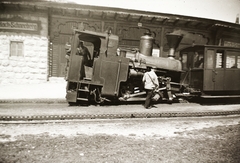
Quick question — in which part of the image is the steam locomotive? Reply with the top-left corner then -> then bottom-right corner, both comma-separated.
65,29 -> 240,105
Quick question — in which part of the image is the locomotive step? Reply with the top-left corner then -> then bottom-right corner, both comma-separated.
77,97 -> 88,101
78,88 -> 89,92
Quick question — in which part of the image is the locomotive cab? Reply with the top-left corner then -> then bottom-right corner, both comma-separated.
66,29 -> 130,104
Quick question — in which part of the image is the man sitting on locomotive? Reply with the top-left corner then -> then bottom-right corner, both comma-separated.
142,66 -> 159,109
76,41 -> 91,80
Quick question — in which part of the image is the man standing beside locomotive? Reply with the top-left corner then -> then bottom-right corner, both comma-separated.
142,66 -> 159,109
76,41 -> 91,80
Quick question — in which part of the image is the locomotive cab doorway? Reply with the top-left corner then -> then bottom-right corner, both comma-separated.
68,33 -> 99,81
180,46 -> 205,92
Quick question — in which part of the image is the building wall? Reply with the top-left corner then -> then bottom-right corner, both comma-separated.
0,3 -> 239,84
49,15 -> 210,77
0,12 -> 48,84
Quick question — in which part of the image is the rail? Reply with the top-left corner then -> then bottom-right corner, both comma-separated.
0,110 -> 240,123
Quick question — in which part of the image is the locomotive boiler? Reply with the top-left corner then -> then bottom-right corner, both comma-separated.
65,29 -> 183,105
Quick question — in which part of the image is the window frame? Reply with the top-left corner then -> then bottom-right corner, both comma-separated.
215,50 -> 225,69
10,41 -> 24,57
226,51 -> 240,68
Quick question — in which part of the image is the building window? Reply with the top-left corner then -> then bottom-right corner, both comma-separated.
10,41 -> 23,57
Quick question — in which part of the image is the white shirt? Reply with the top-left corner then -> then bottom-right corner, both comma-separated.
142,70 -> 159,90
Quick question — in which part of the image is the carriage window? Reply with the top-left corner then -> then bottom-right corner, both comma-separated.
226,55 -> 236,68
238,56 -> 240,68
226,51 -> 239,68
206,50 -> 214,69
216,50 -> 224,68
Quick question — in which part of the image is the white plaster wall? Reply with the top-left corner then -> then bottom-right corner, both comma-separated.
0,33 -> 48,84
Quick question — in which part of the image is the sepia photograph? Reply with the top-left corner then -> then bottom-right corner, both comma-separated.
0,0 -> 240,162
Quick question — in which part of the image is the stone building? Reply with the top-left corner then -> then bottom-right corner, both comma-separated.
0,4 -> 48,84
0,1 -> 240,84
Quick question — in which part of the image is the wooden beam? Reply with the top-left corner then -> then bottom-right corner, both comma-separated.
102,11 -> 106,19
47,7 -> 52,17
75,9 -> 78,17
88,10 -> 92,18
151,17 -> 156,23
113,21 -> 117,34
15,4 -> 20,10
62,8 -> 65,16
0,3 -> 5,10
173,19 -> 180,25
162,18 -> 168,24
184,21 -> 191,27
195,22 -> 202,28
127,14 -> 131,21
160,26 -> 165,57
206,24 -> 213,30
114,13 -> 119,20
31,5 -> 36,12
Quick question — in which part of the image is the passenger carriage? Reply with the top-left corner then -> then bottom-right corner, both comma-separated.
179,45 -> 240,98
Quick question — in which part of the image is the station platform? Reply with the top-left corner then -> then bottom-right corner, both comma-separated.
0,78 -> 240,119
0,77 -> 67,103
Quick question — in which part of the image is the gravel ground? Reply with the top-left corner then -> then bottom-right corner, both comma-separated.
0,116 -> 240,163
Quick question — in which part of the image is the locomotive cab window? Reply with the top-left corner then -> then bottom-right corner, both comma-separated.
193,51 -> 204,68
180,47 -> 204,70
180,53 -> 188,70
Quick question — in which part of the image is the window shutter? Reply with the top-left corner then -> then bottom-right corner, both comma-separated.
17,42 -> 23,56
11,42 -> 17,56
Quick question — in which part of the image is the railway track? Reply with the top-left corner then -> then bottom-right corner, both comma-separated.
1,110 -> 240,123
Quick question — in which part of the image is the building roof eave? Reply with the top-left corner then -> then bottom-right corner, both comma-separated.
1,1 -> 240,31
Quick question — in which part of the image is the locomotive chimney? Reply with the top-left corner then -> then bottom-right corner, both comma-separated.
166,33 -> 183,58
